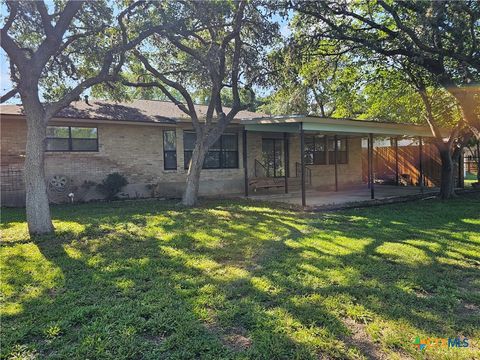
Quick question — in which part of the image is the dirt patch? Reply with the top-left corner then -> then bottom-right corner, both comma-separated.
205,322 -> 252,352
456,301 -> 480,318
222,331 -> 252,351
463,303 -> 479,311
413,288 -> 433,299
341,318 -> 412,360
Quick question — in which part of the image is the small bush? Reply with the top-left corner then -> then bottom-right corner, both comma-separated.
97,173 -> 128,200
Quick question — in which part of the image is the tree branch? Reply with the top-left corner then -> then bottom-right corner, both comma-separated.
122,80 -> 191,115
33,1 -> 84,75
221,0 -> 247,50
36,1 -> 54,37
0,31 -> 27,72
134,51 -> 200,128
377,0 -> 480,70
2,1 -> 18,32
0,88 -> 18,103
44,22 -> 164,118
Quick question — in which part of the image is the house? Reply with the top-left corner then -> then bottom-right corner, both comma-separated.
1,99 -> 444,207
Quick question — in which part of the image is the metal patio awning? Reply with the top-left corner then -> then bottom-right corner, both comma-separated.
239,115 -> 445,208
241,115 -> 442,137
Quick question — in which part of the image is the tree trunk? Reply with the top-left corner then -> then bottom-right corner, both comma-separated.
182,140 -> 208,206
438,147 -> 456,199
477,142 -> 480,182
24,113 -> 54,235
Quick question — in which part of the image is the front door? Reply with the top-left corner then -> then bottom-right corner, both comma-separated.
262,138 -> 285,177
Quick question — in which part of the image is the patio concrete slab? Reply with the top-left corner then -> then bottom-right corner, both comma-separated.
247,185 -> 438,208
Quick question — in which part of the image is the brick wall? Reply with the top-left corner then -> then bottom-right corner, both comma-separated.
1,117 -> 245,205
1,117 -> 364,205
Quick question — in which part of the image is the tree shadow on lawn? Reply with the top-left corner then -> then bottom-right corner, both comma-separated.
1,196 -> 479,359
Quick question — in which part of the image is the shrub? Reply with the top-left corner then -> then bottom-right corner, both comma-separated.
97,173 -> 128,200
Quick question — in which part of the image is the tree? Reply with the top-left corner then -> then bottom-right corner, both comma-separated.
113,0 -> 277,206
0,1 -> 155,235
290,0 -> 480,198
365,62 -> 468,197
403,64 -> 470,197
292,0 -> 480,135
261,40 -> 365,117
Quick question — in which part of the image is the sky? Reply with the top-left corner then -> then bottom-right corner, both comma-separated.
0,1 -> 12,101
0,0 -> 13,102
0,6 -> 292,105
1,49 -> 12,100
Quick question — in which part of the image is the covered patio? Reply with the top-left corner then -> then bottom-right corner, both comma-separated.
240,116 -> 455,207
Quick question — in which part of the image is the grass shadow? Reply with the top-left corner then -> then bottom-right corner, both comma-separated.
1,194 -> 479,359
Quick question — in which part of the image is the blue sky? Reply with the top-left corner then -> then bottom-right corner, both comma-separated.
0,0 -> 13,101
1,48 -> 12,100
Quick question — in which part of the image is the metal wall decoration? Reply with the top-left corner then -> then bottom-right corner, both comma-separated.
47,174 -> 73,204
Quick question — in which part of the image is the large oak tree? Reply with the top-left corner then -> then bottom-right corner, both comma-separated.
0,0 -> 156,235
111,0 -> 277,206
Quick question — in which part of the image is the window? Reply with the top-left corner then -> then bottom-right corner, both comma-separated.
304,135 -> 327,165
46,126 -> 98,152
328,137 -> 348,164
184,132 -> 238,169
163,130 -> 177,170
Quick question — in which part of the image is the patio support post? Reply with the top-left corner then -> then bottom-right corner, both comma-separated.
369,133 -> 375,199
334,135 -> 338,192
367,136 -> 371,189
300,122 -> 306,207
418,136 -> 424,193
284,132 -> 288,194
458,149 -> 464,188
395,137 -> 399,186
243,129 -> 248,197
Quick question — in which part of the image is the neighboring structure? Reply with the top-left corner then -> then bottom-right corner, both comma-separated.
1,99 -> 442,206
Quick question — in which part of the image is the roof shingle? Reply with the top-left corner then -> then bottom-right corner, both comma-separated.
0,99 -> 263,124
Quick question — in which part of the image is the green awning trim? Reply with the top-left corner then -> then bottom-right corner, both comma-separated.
301,122 -> 433,137
243,120 -> 435,137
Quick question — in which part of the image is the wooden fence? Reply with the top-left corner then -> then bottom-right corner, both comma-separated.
465,157 -> 478,174
361,143 -> 444,187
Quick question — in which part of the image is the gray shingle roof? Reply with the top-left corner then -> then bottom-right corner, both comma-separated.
0,99 -> 263,124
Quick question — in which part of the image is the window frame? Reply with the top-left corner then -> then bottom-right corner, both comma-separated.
183,131 -> 239,170
163,129 -> 177,170
46,126 -> 98,152
328,136 -> 349,165
304,134 -> 328,165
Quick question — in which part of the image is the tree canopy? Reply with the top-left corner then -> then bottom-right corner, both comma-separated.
0,0 -> 160,234
103,0 -> 278,205
290,0 -> 480,137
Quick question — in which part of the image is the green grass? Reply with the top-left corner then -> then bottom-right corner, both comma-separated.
465,172 -> 478,188
1,195 -> 479,359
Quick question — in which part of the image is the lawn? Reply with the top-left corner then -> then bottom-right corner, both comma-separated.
1,194 -> 479,360
465,172 -> 478,188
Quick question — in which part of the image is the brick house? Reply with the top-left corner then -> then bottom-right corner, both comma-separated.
1,99 -> 438,206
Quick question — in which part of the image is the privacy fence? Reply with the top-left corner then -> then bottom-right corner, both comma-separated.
361,142 -> 462,188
